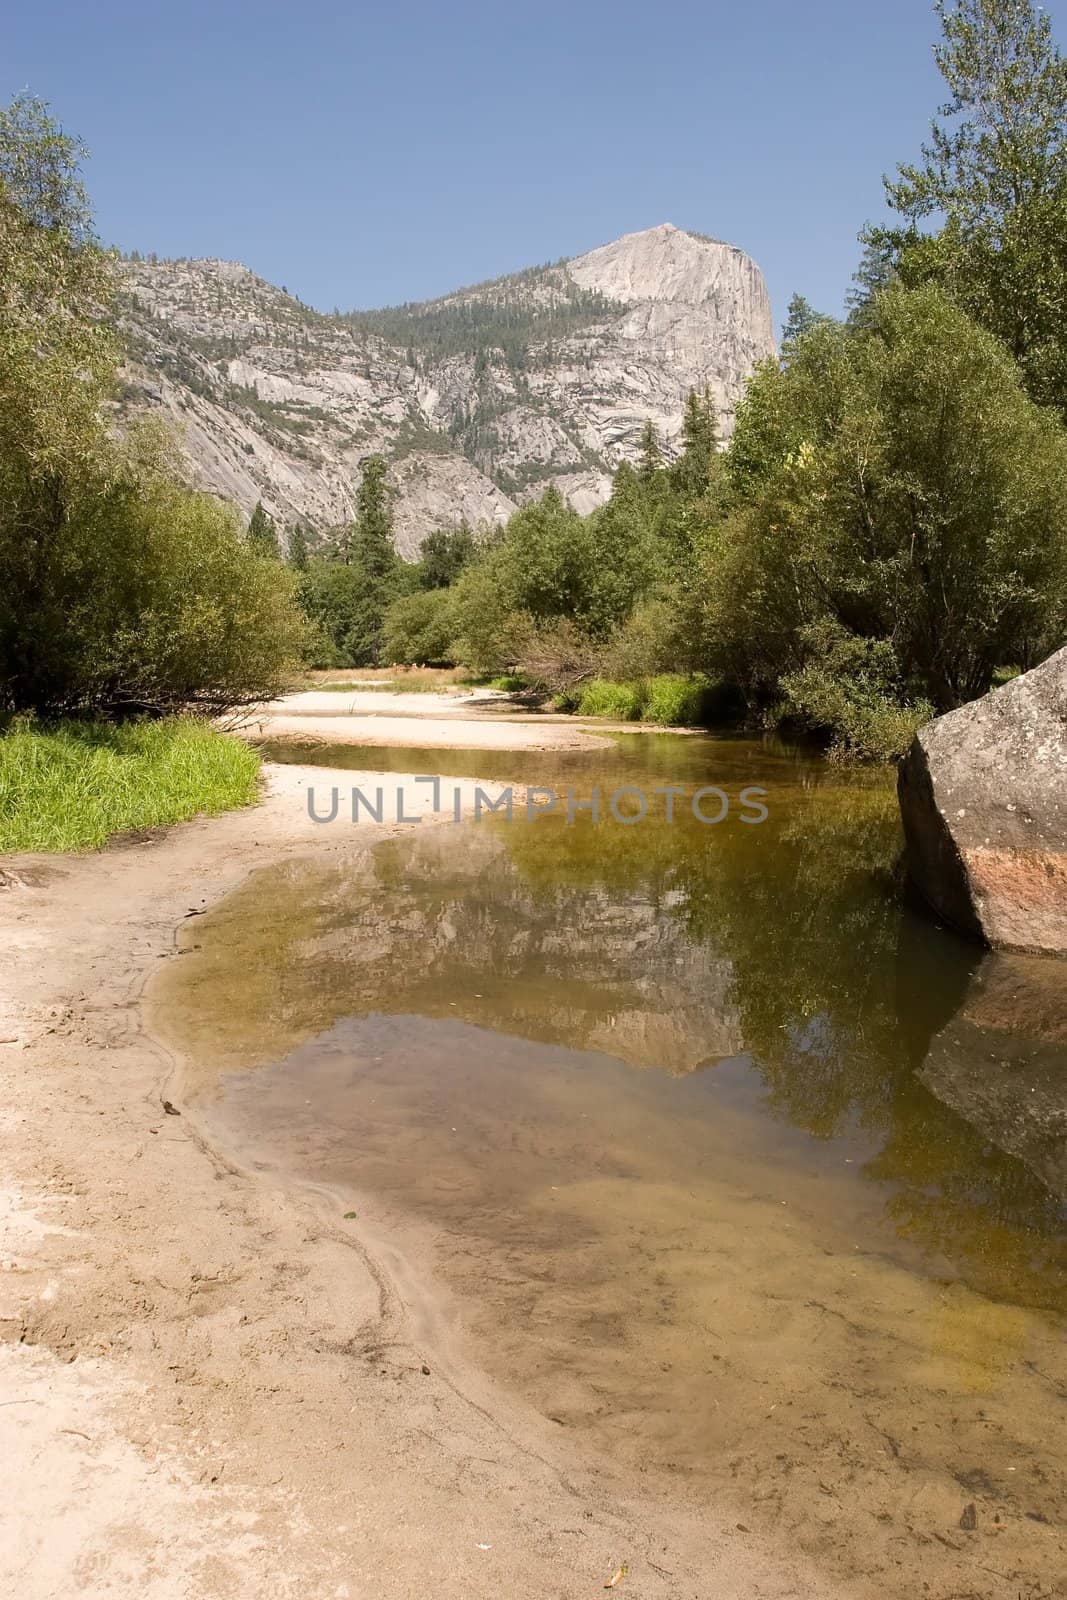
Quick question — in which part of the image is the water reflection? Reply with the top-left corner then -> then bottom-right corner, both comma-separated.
162,737 -> 1066,1311
919,952 -> 1067,1201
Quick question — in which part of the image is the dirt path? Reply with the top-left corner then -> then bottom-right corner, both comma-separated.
0,758 -> 841,1600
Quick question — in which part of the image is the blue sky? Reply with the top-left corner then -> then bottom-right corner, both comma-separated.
8,0 -> 1057,330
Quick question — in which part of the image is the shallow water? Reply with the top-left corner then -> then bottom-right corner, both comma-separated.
159,734 -> 1067,1596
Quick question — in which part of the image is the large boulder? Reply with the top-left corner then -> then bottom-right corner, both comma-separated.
897,646 -> 1067,953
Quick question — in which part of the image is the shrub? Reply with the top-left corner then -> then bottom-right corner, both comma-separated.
509,616 -> 599,697
598,596 -> 685,681
778,623 -> 933,761
781,671 -> 932,762
560,673 -> 731,727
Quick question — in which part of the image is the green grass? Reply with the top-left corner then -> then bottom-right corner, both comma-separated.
573,679 -> 646,720
564,675 -> 716,726
0,718 -> 261,853
641,674 -> 712,725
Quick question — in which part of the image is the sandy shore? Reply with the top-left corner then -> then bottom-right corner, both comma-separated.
0,754 -> 839,1599
233,688 -> 685,750
245,711 -> 612,750
259,687 -> 520,717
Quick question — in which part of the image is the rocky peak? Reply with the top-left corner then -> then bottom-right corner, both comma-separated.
118,226 -> 776,553
570,223 -> 765,311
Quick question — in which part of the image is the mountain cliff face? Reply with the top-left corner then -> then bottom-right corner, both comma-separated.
118,224 -> 775,555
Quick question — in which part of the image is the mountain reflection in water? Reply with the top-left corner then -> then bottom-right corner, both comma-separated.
165,735 -> 1066,1312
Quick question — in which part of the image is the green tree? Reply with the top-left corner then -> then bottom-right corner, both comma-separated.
247,500 -> 280,559
781,293 -> 828,346
490,487 -> 592,623
0,95 -> 115,493
871,0 -> 1067,412
296,559 -> 372,667
0,96 -> 303,715
354,454 -> 396,584
418,521 -> 475,589
588,472 -> 662,621
381,589 -> 457,664
450,486 -> 641,671
1,430 -> 305,715
670,386 -> 719,497
307,454 -> 400,664
448,556 -> 525,674
846,237 -> 898,327
709,285 -> 1067,747
0,92 -> 98,239
637,418 -> 664,483
288,525 -> 310,571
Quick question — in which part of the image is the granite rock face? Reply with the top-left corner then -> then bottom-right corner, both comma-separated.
117,224 -> 775,555
898,646 -> 1067,954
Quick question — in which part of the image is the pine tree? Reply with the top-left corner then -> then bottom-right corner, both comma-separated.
611,460 -> 641,500
846,239 -> 897,328
872,0 -> 1067,413
288,525 -> 310,572
781,294 -> 828,346
354,455 -> 395,585
671,387 -> 719,498
247,501 -> 280,559
638,419 -> 663,484
328,455 -> 399,664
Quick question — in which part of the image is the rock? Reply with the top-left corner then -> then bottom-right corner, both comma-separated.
897,647 -> 1067,954
117,225 -> 775,554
